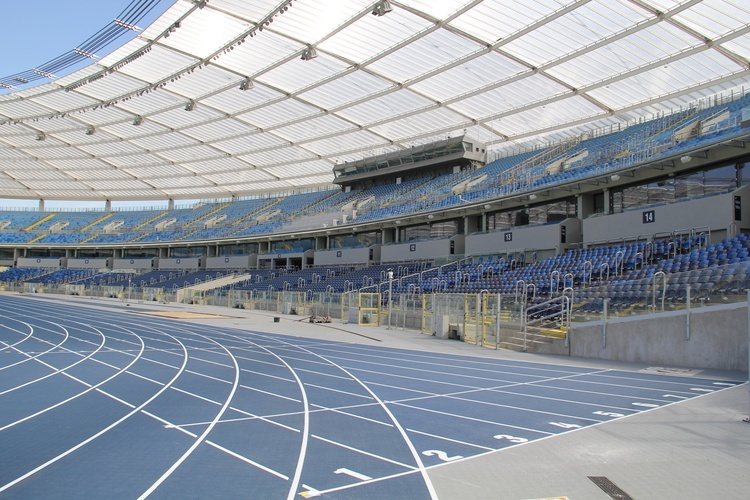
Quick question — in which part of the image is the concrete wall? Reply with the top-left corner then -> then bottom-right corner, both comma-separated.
257,249 -> 314,268
314,246 -> 373,266
570,302 -> 748,371
158,257 -> 201,270
16,257 -> 65,268
583,186 -> 750,244
466,219 -> 580,256
67,258 -> 110,269
381,236 -> 463,262
113,258 -> 155,271
205,255 -> 256,270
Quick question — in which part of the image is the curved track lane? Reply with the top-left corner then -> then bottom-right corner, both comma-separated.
0,294 -> 742,499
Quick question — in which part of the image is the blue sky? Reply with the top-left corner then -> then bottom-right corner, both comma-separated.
1,0 -> 175,210
1,1 -> 173,82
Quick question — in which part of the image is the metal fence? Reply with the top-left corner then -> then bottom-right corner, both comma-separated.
3,264 -> 746,352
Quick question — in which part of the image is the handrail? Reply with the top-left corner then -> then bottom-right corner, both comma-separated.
666,241 -> 677,260
652,271 -> 667,312
549,270 -> 560,296
614,250 -> 625,277
522,288 -> 573,351
633,252 -> 643,271
514,279 -> 526,303
599,262 -> 609,282
582,260 -> 592,287
563,272 -> 574,289
526,283 -> 537,303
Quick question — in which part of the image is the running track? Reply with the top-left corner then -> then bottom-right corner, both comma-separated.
0,294 -> 742,498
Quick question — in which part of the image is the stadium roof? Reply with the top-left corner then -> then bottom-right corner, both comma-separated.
0,0 -> 749,202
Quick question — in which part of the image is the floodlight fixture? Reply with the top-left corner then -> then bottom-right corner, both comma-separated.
35,132 -> 46,141
85,125 -> 95,135
184,100 -> 196,111
372,1 -> 393,16
300,46 -> 317,61
239,78 -> 253,91
133,115 -> 143,126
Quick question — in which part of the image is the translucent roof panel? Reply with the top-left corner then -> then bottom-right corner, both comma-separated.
0,0 -> 748,201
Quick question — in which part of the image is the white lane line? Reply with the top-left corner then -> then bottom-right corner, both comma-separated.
293,367 -> 358,381
442,393 -> 604,424
0,331 -> 182,494
393,401 -> 554,436
138,332 -> 241,499
208,439 -> 289,480
237,341 -> 311,500
170,386 -> 225,406
142,410 -> 197,438
526,381 -> 688,403
308,403 -> 393,427
334,468 -> 372,481
233,354 -> 292,370
0,324 -> 109,396
298,468 -> 422,498
483,386 -> 644,413
295,343 -> 567,379
1,321 -> 198,403
0,319 -> 103,373
240,384 -> 302,404
406,428 -> 495,452
165,388 -> 302,433
174,327 -> 311,500
142,410 -> 289,480
0,326 -> 80,396
571,371 -> 739,389
311,434 -> 416,470
261,350 -> 338,368
182,351 -> 235,370
529,376 -> 715,397
161,398 -> 391,431
0,326 -> 133,432
344,365 -> 479,391
0,318 -> 38,363
95,388 -> 136,409
303,382 -> 374,400
261,336 -> 438,500
240,368 -> 296,383
181,368 -> 234,385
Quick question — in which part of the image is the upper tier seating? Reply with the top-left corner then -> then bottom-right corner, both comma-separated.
1,90 -> 748,245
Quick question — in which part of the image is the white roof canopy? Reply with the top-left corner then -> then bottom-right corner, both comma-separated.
0,0 -> 749,201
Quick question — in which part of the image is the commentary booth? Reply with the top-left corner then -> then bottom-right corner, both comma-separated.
466,219 -> 581,259
314,245 -> 381,266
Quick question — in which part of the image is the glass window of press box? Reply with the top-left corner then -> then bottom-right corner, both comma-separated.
610,162 -> 746,214
399,220 -> 461,242
330,231 -> 380,249
218,243 -> 259,256
271,239 -> 314,253
170,247 -> 205,258
486,199 -> 576,231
